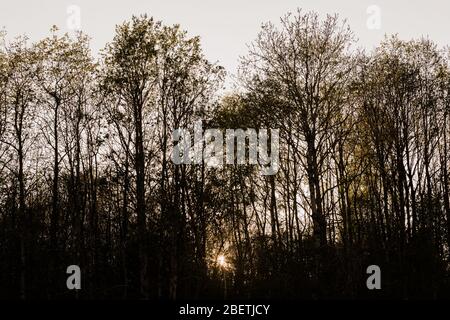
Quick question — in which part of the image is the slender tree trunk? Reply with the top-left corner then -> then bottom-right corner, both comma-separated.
134,101 -> 148,299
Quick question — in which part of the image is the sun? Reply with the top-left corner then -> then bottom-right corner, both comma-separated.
217,254 -> 227,268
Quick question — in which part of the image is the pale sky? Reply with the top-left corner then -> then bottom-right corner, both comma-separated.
1,0 -> 449,84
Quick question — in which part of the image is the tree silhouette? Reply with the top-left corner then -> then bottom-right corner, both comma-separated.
0,11 -> 449,299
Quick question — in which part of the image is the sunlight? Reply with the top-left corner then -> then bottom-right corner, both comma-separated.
217,254 -> 227,268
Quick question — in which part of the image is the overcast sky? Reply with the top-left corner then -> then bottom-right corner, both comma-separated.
1,0 -> 449,83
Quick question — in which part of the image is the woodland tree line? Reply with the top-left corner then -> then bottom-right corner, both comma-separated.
1,10 -> 450,299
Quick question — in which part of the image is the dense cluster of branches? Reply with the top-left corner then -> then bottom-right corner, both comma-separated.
1,10 -> 450,299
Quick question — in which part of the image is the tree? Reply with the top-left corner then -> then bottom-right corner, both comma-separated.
240,10 -> 356,292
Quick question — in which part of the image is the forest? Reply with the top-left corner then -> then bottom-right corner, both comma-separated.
1,9 -> 450,299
